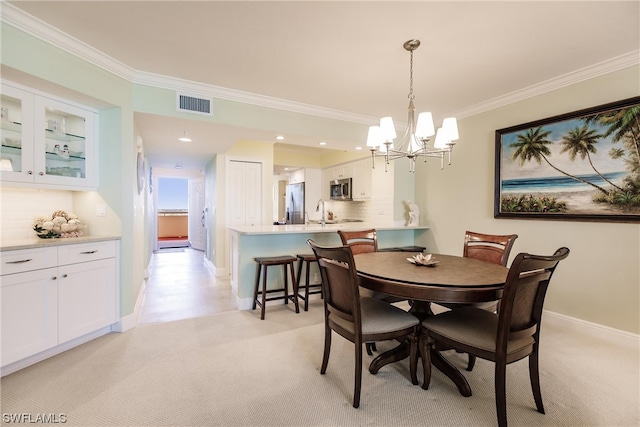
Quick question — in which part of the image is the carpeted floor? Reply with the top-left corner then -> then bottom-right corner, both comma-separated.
1,300 -> 638,426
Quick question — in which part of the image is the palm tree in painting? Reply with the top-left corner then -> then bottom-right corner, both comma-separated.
559,124 -> 625,191
585,104 -> 640,192
510,126 -> 610,194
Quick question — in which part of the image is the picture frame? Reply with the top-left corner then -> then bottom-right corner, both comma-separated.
495,96 -> 640,223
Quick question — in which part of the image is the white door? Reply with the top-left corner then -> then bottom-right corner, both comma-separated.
188,177 -> 206,250
228,160 -> 262,226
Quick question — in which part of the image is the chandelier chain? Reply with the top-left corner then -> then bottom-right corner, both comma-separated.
408,49 -> 414,101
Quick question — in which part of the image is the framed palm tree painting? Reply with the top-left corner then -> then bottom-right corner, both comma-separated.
495,96 -> 640,222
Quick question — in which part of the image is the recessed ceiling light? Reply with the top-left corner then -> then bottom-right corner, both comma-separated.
178,131 -> 192,142
355,146 -> 362,150
318,141 -> 327,146
275,135 -> 285,141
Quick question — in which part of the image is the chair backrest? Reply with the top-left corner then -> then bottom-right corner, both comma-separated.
463,230 -> 518,266
496,247 -> 570,353
337,229 -> 378,255
307,239 -> 362,332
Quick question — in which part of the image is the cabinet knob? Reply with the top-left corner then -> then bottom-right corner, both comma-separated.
28,170 -> 33,175
62,274 -> 68,278
52,276 -> 57,280
38,171 -> 44,176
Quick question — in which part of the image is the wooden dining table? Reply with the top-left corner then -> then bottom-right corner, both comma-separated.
354,251 -> 508,396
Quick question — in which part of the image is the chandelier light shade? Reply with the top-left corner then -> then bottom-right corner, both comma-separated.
367,39 -> 460,172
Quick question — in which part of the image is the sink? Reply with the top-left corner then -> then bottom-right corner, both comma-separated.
308,219 -> 363,225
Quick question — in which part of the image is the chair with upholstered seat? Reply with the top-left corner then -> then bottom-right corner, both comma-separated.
439,230 -> 518,370
419,247 -> 570,427
307,239 -> 420,408
337,229 -> 406,355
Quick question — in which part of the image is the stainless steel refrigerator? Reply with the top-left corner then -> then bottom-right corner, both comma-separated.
285,182 -> 305,224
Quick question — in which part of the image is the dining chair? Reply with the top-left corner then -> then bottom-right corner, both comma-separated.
337,229 -> 379,255
419,247 -> 570,427
439,230 -> 519,371
307,239 -> 420,408
337,229 -> 406,355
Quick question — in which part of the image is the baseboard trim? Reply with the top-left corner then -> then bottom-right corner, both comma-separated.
1,326 -> 112,377
203,256 -> 228,278
543,310 -> 639,349
237,296 -> 254,310
113,278 -> 146,333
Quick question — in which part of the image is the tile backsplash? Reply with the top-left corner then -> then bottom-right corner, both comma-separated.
327,197 -> 395,225
0,187 -> 74,241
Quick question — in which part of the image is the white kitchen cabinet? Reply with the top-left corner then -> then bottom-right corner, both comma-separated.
1,267 -> 59,366
1,240 -> 118,371
58,258 -> 116,343
352,159 -> 373,200
0,81 -> 98,190
289,168 -> 305,184
324,163 -> 354,181
302,168 -> 321,216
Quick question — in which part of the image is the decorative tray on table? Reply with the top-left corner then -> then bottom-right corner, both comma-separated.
407,253 -> 439,267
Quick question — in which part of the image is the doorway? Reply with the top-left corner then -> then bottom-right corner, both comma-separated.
157,177 -> 190,249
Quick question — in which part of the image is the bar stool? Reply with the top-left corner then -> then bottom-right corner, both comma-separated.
253,255 -> 300,320
295,254 -> 322,311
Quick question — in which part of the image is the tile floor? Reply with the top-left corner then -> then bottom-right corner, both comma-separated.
137,247 -> 238,325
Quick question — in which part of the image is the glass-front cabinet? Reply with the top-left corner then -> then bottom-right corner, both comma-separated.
1,81 -> 97,189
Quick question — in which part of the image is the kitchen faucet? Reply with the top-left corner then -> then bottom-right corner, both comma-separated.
316,199 -> 326,226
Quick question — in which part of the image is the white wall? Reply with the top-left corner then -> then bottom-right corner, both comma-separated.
416,65 -> 640,334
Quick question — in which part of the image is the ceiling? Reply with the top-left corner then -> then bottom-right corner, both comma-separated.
5,1 -> 639,172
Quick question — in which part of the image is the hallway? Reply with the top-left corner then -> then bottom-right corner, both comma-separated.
137,247 -> 238,325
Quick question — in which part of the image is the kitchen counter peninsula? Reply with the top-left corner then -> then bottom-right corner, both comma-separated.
228,223 -> 429,309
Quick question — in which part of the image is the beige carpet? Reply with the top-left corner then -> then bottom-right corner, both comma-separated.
1,299 -> 638,426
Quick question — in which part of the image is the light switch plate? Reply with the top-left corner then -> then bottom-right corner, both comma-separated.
96,203 -> 106,217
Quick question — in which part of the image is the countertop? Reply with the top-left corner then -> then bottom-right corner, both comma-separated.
1,235 -> 121,251
227,223 -> 429,235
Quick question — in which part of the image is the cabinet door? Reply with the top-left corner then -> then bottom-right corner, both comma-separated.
1,268 -> 58,366
0,84 -> 35,183
353,159 -> 372,199
289,169 -> 304,184
58,258 -> 117,343
33,96 -> 97,188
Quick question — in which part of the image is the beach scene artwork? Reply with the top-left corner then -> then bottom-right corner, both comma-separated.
495,97 -> 640,221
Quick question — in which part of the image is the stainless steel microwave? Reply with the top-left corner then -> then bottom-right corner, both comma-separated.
330,178 -> 352,200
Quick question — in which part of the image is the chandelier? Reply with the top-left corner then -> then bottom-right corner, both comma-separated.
366,39 -> 460,172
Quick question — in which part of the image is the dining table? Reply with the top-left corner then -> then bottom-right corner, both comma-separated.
354,251 -> 508,396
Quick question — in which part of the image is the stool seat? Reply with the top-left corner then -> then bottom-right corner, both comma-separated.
296,254 -> 322,311
253,255 -> 300,320
255,255 -> 298,264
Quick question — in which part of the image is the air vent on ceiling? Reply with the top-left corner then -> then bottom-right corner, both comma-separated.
177,93 -> 213,116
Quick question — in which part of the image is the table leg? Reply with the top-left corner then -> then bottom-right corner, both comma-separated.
430,348 -> 472,397
369,340 -> 410,374
367,300 -> 473,396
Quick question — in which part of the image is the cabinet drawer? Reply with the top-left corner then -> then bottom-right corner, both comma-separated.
0,247 -> 57,276
58,240 -> 116,265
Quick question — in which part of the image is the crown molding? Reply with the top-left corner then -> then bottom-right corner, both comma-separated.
131,70 -> 376,125
4,2 -> 638,125
1,2 -> 135,81
454,50 -> 640,119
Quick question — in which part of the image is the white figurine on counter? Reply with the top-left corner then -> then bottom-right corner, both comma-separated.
405,200 -> 420,226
